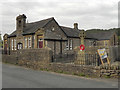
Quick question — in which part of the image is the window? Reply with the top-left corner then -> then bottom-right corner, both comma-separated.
66,40 -> 69,50
70,39 -> 73,50
45,41 -> 47,47
14,39 -> 16,50
93,41 -> 96,46
18,43 -> 22,50
38,38 -> 43,48
65,39 -> 73,50
24,37 -> 27,49
28,37 -> 31,48
11,39 -> 14,50
51,26 -> 55,31
89,41 -> 93,47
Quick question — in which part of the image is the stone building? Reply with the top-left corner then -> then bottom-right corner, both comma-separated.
3,14 -> 118,55
3,14 -> 82,55
0,32 -> 2,48
86,31 -> 118,47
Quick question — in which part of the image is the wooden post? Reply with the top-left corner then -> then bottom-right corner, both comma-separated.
107,57 -> 110,65
97,50 -> 104,65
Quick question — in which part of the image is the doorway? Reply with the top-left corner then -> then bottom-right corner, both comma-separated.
17,43 -> 23,50
38,39 -> 43,48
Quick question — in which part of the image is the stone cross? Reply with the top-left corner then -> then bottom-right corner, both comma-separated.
75,30 -> 86,65
79,30 -> 86,45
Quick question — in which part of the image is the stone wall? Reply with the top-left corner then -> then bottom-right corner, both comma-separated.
2,48 -> 53,64
2,54 -> 120,78
48,63 -> 100,77
100,64 -> 120,78
18,48 -> 52,62
17,60 -> 120,78
2,48 -> 120,78
2,55 -> 17,64
17,60 -> 100,77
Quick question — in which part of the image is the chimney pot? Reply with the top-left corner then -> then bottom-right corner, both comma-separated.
74,23 -> 78,30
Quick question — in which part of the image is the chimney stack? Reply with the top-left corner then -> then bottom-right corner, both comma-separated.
74,23 -> 78,30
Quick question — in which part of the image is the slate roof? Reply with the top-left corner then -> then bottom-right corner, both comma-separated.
23,17 -> 53,35
9,17 -> 53,37
60,26 -> 80,38
86,30 -> 115,40
9,31 -> 16,37
9,17 -> 81,39
8,16 -> 116,40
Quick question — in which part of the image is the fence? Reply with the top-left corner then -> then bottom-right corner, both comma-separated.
85,53 -> 101,66
51,50 -> 101,66
74,53 -> 101,66
52,51 -> 75,63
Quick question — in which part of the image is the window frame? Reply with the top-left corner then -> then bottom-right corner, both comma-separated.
65,40 -> 69,50
14,39 -> 16,50
11,39 -> 14,50
28,37 -> 31,48
24,37 -> 27,49
70,39 -> 73,50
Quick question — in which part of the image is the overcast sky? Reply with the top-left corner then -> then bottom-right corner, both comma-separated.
0,0 -> 119,37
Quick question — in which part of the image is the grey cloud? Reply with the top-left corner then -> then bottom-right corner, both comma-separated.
1,0 -> 119,37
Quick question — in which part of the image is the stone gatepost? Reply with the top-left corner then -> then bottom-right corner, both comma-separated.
74,30 -> 86,65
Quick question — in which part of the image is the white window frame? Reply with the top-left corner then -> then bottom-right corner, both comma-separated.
18,44 -> 22,50
24,37 -> 27,49
89,40 -> 93,47
65,40 -> 69,50
11,39 -> 14,50
45,41 -> 47,47
14,39 -> 16,50
28,37 -> 31,48
19,44 -> 22,49
70,39 -> 73,50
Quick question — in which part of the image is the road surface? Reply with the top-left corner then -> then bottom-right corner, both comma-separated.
2,63 -> 119,88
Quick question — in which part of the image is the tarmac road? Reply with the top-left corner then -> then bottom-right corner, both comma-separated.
2,63 -> 119,88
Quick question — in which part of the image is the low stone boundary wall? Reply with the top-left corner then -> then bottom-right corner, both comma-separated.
17,60 -> 100,77
100,69 -> 120,78
48,63 -> 100,77
17,60 -> 120,78
2,55 -> 17,64
18,49 -> 52,62
2,48 -> 53,64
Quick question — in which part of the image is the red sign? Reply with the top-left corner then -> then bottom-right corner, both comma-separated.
80,44 -> 85,51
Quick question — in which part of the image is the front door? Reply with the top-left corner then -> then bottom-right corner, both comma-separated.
38,38 -> 43,48
39,41 -> 43,48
